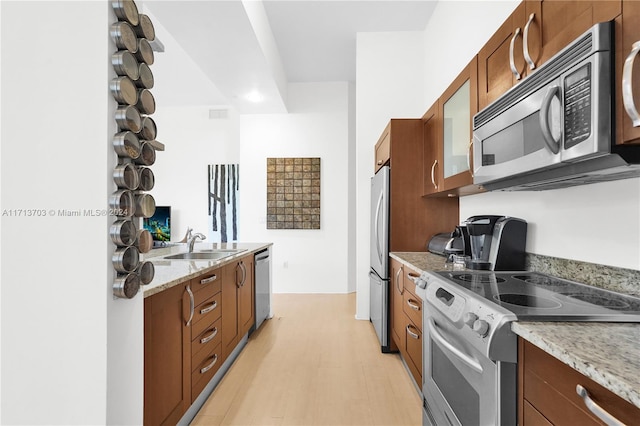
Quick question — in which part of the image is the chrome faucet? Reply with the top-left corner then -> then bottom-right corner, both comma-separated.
187,232 -> 206,252
179,227 -> 193,243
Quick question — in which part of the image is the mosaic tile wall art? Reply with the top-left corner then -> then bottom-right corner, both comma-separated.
266,157 -> 320,229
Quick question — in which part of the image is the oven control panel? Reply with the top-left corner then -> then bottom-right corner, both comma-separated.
424,273 -> 518,361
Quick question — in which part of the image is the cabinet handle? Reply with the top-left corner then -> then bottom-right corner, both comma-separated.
240,261 -> 247,287
622,41 -> 640,127
509,27 -> 522,80
395,266 -> 404,295
406,299 -> 421,311
200,354 -> 219,374
430,160 -> 438,190
200,327 -> 218,344
200,300 -> 218,315
186,284 -> 194,327
200,274 -> 217,285
523,13 -> 536,70
467,140 -> 474,177
406,324 -> 420,340
576,385 -> 625,426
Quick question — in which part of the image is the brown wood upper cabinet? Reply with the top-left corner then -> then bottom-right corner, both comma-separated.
438,56 -> 480,195
478,0 -> 622,111
478,1 -> 538,110
374,127 -> 391,172
616,0 -> 640,145
379,119 -> 459,252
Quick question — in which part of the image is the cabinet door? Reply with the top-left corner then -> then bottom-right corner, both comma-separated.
238,256 -> 255,336
221,261 -> 239,360
536,0 -> 620,65
440,57 -> 478,192
144,283 -> 190,426
390,258 -> 406,352
422,101 -> 442,196
374,125 -> 391,172
617,0 -> 640,145
478,2 -> 527,110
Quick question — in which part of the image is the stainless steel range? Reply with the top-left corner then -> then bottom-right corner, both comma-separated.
419,270 -> 640,426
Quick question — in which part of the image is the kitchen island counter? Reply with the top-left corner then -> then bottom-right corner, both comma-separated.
390,251 -> 640,410
142,242 -> 272,298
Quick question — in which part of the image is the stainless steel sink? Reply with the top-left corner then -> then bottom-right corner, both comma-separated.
163,248 -> 246,261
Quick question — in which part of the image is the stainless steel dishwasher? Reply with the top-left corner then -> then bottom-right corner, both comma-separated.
254,247 -> 271,330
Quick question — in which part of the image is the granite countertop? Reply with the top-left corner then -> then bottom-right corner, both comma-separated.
513,322 -> 640,408
390,251 -> 640,409
142,242 -> 272,298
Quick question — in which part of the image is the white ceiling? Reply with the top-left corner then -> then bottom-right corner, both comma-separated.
144,0 -> 438,113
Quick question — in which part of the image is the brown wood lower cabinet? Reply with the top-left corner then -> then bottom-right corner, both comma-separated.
144,281 -> 190,426
144,259 -> 255,426
390,257 -> 423,387
518,338 -> 640,425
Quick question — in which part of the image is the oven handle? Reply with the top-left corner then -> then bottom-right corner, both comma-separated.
427,318 -> 483,374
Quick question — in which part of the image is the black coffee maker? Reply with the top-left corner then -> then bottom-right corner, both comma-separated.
464,215 -> 527,270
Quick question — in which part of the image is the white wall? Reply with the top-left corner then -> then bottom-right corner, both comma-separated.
151,106 -> 241,238
354,31 -> 426,319
240,82 -> 352,293
1,2 -> 142,424
420,0 -> 640,271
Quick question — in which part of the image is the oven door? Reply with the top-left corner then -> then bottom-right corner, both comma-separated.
422,315 -> 515,426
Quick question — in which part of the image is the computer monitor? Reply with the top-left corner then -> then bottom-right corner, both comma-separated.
143,205 -> 171,242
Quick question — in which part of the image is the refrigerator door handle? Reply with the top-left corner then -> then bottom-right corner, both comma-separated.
369,270 -> 382,283
374,191 -> 384,265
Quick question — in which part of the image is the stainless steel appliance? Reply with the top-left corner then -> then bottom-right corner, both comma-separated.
370,165 -> 391,352
254,247 -> 271,331
464,216 -> 527,270
473,21 -> 640,191
420,271 -> 640,426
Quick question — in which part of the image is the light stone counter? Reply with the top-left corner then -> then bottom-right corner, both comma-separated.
390,251 -> 640,409
142,242 -> 272,298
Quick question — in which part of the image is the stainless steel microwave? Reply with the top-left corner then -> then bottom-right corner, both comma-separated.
472,21 -> 640,191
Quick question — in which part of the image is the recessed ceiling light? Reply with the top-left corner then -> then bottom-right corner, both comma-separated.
245,91 -> 264,103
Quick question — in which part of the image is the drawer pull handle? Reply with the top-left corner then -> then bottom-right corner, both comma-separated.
576,385 -> 625,426
185,285 -> 194,327
200,300 -> 218,315
406,299 -> 421,311
200,354 -> 219,374
200,327 -> 218,344
200,274 -> 217,285
406,324 -> 420,340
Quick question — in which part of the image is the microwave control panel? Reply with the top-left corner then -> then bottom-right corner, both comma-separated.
563,63 -> 592,149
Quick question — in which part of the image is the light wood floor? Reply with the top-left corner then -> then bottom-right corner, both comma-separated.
191,293 -> 422,426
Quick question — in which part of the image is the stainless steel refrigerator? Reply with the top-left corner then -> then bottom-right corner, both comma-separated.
369,165 -> 390,352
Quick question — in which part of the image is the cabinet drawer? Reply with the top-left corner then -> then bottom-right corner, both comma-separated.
191,293 -> 221,340
192,318 -> 221,371
402,267 -> 421,296
192,269 -> 222,305
402,290 -> 422,330
191,343 -> 222,403
405,322 -> 422,384
522,340 -> 640,425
